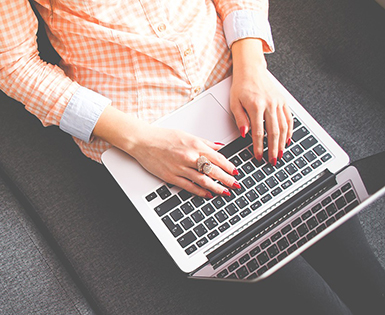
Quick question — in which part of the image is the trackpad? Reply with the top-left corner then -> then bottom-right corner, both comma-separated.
154,94 -> 238,142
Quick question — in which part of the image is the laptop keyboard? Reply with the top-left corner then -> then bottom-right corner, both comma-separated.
215,182 -> 359,280
146,117 -> 334,256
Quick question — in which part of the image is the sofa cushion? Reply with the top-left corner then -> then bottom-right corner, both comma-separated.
0,176 -> 94,315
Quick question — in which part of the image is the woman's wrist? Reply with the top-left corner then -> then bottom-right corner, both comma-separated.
231,38 -> 267,78
92,105 -> 149,156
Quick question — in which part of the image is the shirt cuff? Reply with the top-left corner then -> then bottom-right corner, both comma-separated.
59,86 -> 111,143
223,10 -> 275,53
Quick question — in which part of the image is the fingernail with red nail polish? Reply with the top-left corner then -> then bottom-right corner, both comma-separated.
286,138 -> 291,147
205,192 -> 214,199
233,181 -> 241,189
232,168 -> 239,176
215,142 -> 225,146
270,158 -> 277,166
278,150 -> 283,160
240,126 -> 246,138
222,189 -> 231,197
256,154 -> 263,162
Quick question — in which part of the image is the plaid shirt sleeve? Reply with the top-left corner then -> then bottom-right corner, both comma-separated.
213,0 -> 274,52
0,1 -> 80,133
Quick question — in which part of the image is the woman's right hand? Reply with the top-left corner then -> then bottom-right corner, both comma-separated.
93,106 -> 239,198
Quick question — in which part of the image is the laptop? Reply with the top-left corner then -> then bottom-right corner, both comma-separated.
102,73 -> 385,282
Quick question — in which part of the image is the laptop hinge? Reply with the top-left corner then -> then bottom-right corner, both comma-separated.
207,170 -> 336,269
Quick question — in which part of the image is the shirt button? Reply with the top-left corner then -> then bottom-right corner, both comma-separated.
157,23 -> 167,32
193,86 -> 201,94
184,47 -> 192,56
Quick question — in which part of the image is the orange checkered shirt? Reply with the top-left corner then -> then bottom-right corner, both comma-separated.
0,0 -> 274,162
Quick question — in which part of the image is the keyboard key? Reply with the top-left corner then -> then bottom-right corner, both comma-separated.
204,217 -> 218,230
191,210 -> 204,223
219,136 -> 252,158
236,266 -> 250,279
301,167 -> 312,176
239,254 -> 250,265
247,259 -> 259,272
326,204 -> 337,216
229,155 -> 243,167
287,230 -> 299,244
304,151 -> 317,162
223,190 -> 236,202
191,196 -> 205,208
311,203 -> 322,213
226,273 -> 237,279
326,217 -> 336,227
266,176 -> 279,188
261,239 -> 271,249
181,217 -> 194,230
201,203 -> 216,216
242,176 -> 256,189
275,170 -> 288,182
297,238 -> 307,248
240,208 -> 252,218
235,196 -> 249,209
250,246 -> 261,257
185,245 -> 197,255
271,231 -> 282,242
292,127 -> 310,142
345,200 -> 359,213
316,210 -> 328,223
282,180 -> 293,189
291,218 -> 302,227
178,190 -> 192,201
321,153 -> 332,162
234,169 -> 246,180
170,209 -> 184,221
341,182 -> 352,192
252,170 -> 266,182
297,223 -> 309,237
257,266 -> 268,276
217,269 -> 229,278
291,173 -> 302,182
313,144 -> 326,156
225,203 -> 238,216
251,157 -> 265,168
307,231 -> 317,241
311,160 -> 322,169
145,192 -> 157,202
262,164 -> 275,176
154,195 -> 182,216
162,216 -> 184,237
257,252 -> 269,265
240,149 -> 253,161
194,224 -> 207,237
284,163 -> 298,175
281,225 -> 292,235
345,190 -> 357,203
156,185 -> 172,200
287,244 -> 297,254
228,261 -> 239,272
332,189 -> 342,200
294,157 -> 307,169
245,190 -> 259,202
242,162 -> 255,174
277,237 -> 289,251
321,196 -> 332,206
218,222 -> 230,233
267,244 -> 279,258
293,117 -> 302,129
277,252 -> 288,261
212,196 -> 226,209
207,230 -> 220,240
316,224 -> 326,234
251,201 -> 262,211
271,187 -> 283,196
267,259 -> 278,269
177,231 -> 197,248
180,201 -> 194,214
291,145 -> 304,156
215,210 -> 228,223
282,151 -> 295,162
229,215 -> 241,225
306,217 -> 318,230
256,183 -> 269,195
300,135 -> 318,150
301,210 -> 312,221
261,194 -> 272,203
196,237 -> 208,247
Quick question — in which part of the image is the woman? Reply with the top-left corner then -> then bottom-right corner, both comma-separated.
1,1 -> 384,314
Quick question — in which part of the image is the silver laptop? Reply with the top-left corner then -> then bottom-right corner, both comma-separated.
102,73 -> 385,282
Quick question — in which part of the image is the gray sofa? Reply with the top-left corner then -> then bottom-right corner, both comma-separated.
1,0 -> 384,314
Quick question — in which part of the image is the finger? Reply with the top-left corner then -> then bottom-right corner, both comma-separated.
249,108 -> 265,162
283,105 -> 293,146
264,106 -> 280,166
182,167 -> 232,197
172,175 -> 214,199
230,98 -> 250,138
276,105 -> 288,160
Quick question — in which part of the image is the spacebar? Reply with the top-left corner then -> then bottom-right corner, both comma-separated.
219,135 -> 252,158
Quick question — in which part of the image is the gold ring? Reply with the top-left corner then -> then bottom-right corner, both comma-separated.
197,156 -> 213,175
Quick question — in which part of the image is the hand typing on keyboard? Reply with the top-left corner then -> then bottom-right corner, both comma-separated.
230,39 -> 294,166
130,125 -> 240,199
